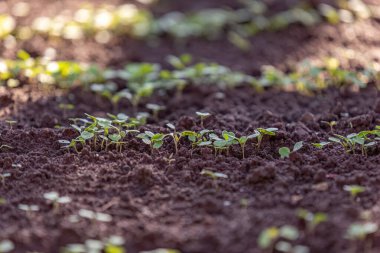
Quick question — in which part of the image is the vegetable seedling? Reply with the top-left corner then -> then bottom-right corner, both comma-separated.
200,169 -> 228,180
343,185 -> 365,198
255,128 -> 278,149
0,240 -> 14,253
0,173 -> 11,185
279,141 -> 303,159
43,191 -> 71,211
210,131 -> 238,156
137,131 -> 166,152
321,120 -> 337,132
146,103 -> 165,121
312,141 -> 330,149
5,120 -> 17,130
297,209 -> 328,232
346,222 -> 378,240
196,112 -> 211,128
233,134 -> 258,159
258,225 -> 299,250
167,123 -> 181,155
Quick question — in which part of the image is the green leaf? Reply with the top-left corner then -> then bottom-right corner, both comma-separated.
279,147 -> 291,159
293,141 -> 303,152
152,141 -> 163,149
81,131 -> 94,140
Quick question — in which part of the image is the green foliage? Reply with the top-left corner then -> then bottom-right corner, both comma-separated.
44,191 -> 71,210
258,225 -> 299,249
343,185 -> 366,198
297,209 -> 328,232
255,128 -> 278,149
62,236 -> 125,253
196,112 -> 211,128
137,131 -> 166,151
279,141 -> 303,159
346,222 -> 378,240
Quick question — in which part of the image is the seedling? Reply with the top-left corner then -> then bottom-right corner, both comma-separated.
255,128 -> 278,149
346,222 -> 378,240
297,209 -> 328,232
146,103 -> 165,121
18,204 -> 39,212
210,131 -> 238,156
0,240 -> 14,253
196,112 -> 211,128
63,236 -> 125,253
43,191 -> 71,211
321,120 -> 337,132
166,123 -> 181,155
58,103 -> 75,118
5,120 -> 17,130
78,209 -> 112,223
167,54 -> 192,70
0,173 -> 11,185
137,131 -> 166,152
312,141 -> 330,149
233,134 -> 259,159
258,225 -> 299,250
279,141 -> 303,159
343,185 -> 365,198
0,144 -> 12,151
200,169 -> 228,180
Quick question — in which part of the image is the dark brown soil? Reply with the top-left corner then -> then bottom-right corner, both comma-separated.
1,0 -> 380,253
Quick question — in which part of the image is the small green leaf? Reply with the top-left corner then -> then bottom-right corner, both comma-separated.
279,147 -> 291,159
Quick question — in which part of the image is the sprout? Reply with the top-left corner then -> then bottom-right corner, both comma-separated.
43,191 -> 71,211
346,222 -> 378,240
233,134 -> 258,159
321,120 -> 337,133
136,131 -> 166,152
343,185 -> 365,198
312,141 -> 330,149
0,173 -> 11,185
166,123 -> 181,155
297,209 -> 328,232
5,120 -> 17,130
146,103 -> 165,121
196,112 -> 211,128
200,169 -> 228,180
210,131 -> 238,156
255,128 -> 278,149
258,225 -> 299,250
279,141 -> 303,159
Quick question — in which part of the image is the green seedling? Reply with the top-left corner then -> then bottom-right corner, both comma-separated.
346,222 -> 378,240
78,209 -> 112,223
233,134 -> 259,159
196,112 -> 211,128
43,191 -> 71,211
210,131 -> 238,156
297,209 -> 328,232
255,128 -> 278,149
18,204 -> 39,218
0,173 -> 11,185
181,129 -> 213,154
167,123 -> 181,155
258,225 -> 299,250
146,103 -> 165,121
5,120 -> 17,130
344,185 -> 365,198
63,236 -> 125,253
321,120 -> 337,132
279,141 -> 303,159
312,141 -> 330,149
0,240 -> 14,253
137,131 -> 166,152
167,54 -> 192,70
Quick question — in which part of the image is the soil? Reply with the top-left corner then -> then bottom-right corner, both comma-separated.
1,0 -> 380,253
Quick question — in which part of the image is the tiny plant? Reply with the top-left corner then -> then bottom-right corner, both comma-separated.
346,222 -> 378,240
233,134 -> 258,159
137,131 -> 166,153
312,141 -> 330,149
0,173 -> 11,185
258,225 -> 299,250
321,120 -> 337,132
279,141 -> 303,159
343,185 -> 365,198
297,209 -> 328,232
146,103 -> 165,121
166,123 -> 181,155
5,120 -> 17,130
200,169 -> 228,180
43,191 -> 72,211
255,128 -> 278,149
196,112 -> 211,128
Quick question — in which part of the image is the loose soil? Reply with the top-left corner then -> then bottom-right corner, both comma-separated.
1,0 -> 380,253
